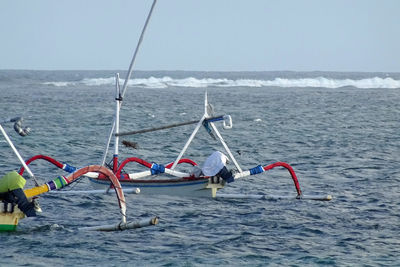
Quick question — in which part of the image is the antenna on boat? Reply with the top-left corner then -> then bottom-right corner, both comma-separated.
0,118 -> 40,186
205,90 -> 209,115
113,73 -> 122,173
101,0 -> 158,166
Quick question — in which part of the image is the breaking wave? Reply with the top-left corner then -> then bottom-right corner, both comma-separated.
43,76 -> 400,89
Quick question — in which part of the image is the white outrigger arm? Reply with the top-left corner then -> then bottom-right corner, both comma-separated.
170,91 -> 242,173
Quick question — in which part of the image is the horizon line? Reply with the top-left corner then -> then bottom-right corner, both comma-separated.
1,68 -> 399,74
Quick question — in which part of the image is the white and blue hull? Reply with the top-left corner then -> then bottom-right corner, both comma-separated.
89,177 -> 216,197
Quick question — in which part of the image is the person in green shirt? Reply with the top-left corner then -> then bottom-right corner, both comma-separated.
0,171 -> 37,217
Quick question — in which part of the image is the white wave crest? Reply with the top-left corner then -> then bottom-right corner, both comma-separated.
43,81 -> 76,87
43,76 -> 400,89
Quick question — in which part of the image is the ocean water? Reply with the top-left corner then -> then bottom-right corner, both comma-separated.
0,70 -> 399,266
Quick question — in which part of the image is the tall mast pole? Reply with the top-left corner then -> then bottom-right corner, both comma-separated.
101,0 -> 157,165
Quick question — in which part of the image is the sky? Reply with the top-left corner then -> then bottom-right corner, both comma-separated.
1,0 -> 400,72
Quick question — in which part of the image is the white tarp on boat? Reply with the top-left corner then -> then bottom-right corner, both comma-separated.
201,151 -> 228,176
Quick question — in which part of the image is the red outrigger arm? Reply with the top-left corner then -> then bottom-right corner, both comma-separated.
19,154 -> 76,175
263,162 -> 302,196
235,162 -> 302,197
115,157 -> 197,178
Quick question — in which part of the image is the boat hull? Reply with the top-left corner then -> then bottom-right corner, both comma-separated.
89,177 -> 217,197
0,204 -> 25,232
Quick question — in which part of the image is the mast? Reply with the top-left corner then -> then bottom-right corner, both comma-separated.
101,0 -> 158,166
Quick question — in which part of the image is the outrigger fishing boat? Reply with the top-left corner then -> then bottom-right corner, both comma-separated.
87,88 -> 320,200
17,0 -> 331,201
17,89 -> 331,200
1,118 -> 157,232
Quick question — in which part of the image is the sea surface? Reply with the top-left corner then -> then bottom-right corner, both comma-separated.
0,70 -> 399,266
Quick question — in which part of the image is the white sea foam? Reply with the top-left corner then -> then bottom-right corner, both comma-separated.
43,81 -> 75,87
43,76 -> 400,89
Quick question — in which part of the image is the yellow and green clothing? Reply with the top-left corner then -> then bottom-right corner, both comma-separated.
0,171 -> 26,193
0,171 -> 36,217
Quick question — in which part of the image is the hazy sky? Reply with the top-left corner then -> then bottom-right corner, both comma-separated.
1,0 -> 399,72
